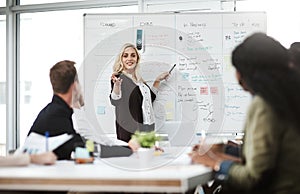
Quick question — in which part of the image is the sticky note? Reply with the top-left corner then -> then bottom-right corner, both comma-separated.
97,106 -> 105,114
75,147 -> 90,159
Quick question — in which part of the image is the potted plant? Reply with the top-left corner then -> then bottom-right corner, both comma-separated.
131,131 -> 161,148
131,131 -> 161,161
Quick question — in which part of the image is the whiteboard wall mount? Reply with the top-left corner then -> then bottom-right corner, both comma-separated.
136,29 -> 145,53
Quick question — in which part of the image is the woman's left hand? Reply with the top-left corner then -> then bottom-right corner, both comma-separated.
155,72 -> 170,82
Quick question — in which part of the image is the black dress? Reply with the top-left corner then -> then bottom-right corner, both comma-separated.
110,74 -> 156,142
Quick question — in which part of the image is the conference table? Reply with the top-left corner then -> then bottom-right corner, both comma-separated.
0,147 -> 213,193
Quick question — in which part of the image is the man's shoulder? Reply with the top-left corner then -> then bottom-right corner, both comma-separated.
28,101 -> 72,134
43,100 -> 72,116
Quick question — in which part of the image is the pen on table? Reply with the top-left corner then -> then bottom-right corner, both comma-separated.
45,131 -> 49,152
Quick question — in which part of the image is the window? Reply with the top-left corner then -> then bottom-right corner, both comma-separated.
236,0 -> 300,47
19,6 -> 137,145
20,0 -> 83,5
0,83 -> 5,104
0,15 -> 6,156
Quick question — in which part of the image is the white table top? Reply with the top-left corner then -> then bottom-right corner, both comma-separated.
0,147 -> 213,193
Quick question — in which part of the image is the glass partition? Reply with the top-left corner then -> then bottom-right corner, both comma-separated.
0,15 -> 6,156
20,0 -> 83,5
19,6 -> 137,145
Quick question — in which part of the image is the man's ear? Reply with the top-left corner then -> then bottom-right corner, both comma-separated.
71,81 -> 84,108
75,81 -> 84,107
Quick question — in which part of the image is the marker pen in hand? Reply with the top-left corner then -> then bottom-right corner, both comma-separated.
169,64 -> 176,74
112,73 -> 121,82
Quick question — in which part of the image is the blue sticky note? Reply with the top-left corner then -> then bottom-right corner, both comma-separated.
75,147 -> 90,159
182,73 -> 189,80
97,106 -> 105,115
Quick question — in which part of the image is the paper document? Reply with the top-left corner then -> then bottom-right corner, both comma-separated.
18,132 -> 73,154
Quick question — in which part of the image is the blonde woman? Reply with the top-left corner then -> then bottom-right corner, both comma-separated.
110,43 -> 169,142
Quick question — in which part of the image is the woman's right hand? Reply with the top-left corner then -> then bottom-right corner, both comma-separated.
111,72 -> 119,80
111,73 -> 122,96
111,73 -> 122,87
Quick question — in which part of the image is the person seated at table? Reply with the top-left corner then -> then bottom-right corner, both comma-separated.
27,60 -> 135,160
0,152 -> 56,166
189,33 -> 300,194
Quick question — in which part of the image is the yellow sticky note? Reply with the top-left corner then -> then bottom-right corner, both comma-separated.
85,140 -> 94,153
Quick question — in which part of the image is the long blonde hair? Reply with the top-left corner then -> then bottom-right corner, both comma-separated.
113,43 -> 143,82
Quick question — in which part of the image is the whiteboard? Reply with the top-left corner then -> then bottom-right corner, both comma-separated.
81,12 -> 266,142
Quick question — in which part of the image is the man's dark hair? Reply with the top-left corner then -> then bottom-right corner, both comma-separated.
50,60 -> 77,94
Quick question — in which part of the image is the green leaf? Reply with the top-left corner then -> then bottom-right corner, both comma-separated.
131,131 -> 161,148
